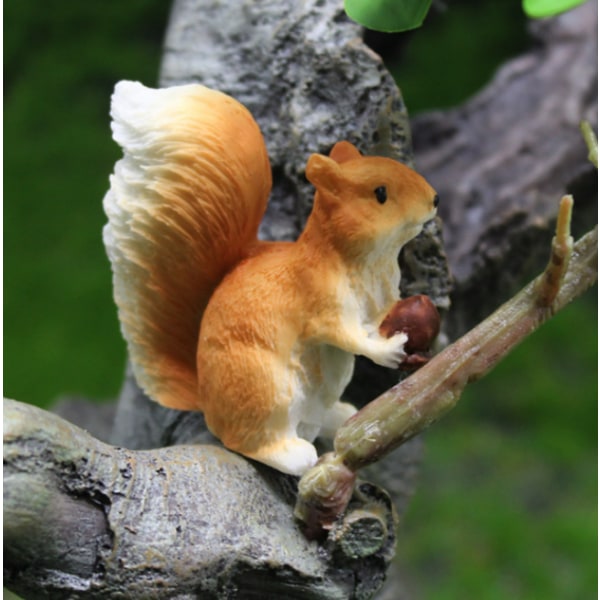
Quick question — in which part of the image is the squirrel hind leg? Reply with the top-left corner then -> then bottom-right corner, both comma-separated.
318,401 -> 357,440
245,437 -> 318,477
242,399 -> 356,475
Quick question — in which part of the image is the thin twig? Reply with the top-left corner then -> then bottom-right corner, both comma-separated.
536,195 -> 573,307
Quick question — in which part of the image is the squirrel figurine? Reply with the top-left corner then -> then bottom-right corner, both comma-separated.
103,81 -> 439,476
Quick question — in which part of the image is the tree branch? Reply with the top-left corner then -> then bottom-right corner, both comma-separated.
295,204 -> 597,534
4,398 -> 399,599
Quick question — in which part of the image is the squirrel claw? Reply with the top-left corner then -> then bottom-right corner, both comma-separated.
371,332 -> 408,369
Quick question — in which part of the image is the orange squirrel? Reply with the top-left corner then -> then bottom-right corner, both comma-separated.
103,81 -> 439,475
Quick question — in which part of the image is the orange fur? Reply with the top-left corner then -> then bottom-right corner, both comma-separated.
104,83 -> 438,475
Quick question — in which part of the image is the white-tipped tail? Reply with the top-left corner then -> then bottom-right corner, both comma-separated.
103,81 -> 272,410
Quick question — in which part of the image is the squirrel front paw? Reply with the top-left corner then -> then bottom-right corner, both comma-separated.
369,332 -> 408,369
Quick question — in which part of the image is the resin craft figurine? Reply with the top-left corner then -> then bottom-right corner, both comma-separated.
103,81 -> 439,475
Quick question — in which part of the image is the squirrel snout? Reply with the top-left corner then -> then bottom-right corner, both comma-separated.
433,194 -> 440,209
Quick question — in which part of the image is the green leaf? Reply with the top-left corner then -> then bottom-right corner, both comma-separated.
522,0 -> 588,18
344,0 -> 432,33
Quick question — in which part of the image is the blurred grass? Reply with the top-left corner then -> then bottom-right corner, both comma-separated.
395,292 -> 597,599
3,1 -> 597,599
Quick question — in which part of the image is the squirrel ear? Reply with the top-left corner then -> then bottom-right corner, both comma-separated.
329,141 -> 362,164
305,153 -> 343,191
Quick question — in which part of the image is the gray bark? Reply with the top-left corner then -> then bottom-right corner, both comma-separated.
4,0 -> 597,598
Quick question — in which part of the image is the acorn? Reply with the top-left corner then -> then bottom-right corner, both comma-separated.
379,295 -> 440,368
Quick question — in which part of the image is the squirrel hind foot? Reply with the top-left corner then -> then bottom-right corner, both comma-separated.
244,437 -> 318,477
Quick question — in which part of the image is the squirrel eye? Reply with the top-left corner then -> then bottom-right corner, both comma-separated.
374,186 -> 387,204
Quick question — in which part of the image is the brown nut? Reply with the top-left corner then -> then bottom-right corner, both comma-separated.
379,295 -> 440,353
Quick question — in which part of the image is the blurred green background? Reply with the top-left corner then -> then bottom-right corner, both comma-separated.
4,1 -> 597,599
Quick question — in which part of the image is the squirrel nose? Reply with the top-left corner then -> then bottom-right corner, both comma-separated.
433,194 -> 440,208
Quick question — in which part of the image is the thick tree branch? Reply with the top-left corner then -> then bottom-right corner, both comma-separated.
4,399 -> 397,599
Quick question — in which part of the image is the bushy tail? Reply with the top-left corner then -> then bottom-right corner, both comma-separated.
103,81 -> 271,410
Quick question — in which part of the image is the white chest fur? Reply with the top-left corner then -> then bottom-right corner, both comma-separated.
287,340 -> 355,442
345,242 -> 402,329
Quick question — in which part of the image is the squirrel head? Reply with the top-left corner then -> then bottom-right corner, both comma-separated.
305,141 -> 438,256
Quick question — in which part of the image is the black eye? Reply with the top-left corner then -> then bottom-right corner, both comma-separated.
433,194 -> 440,208
374,186 -> 387,204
